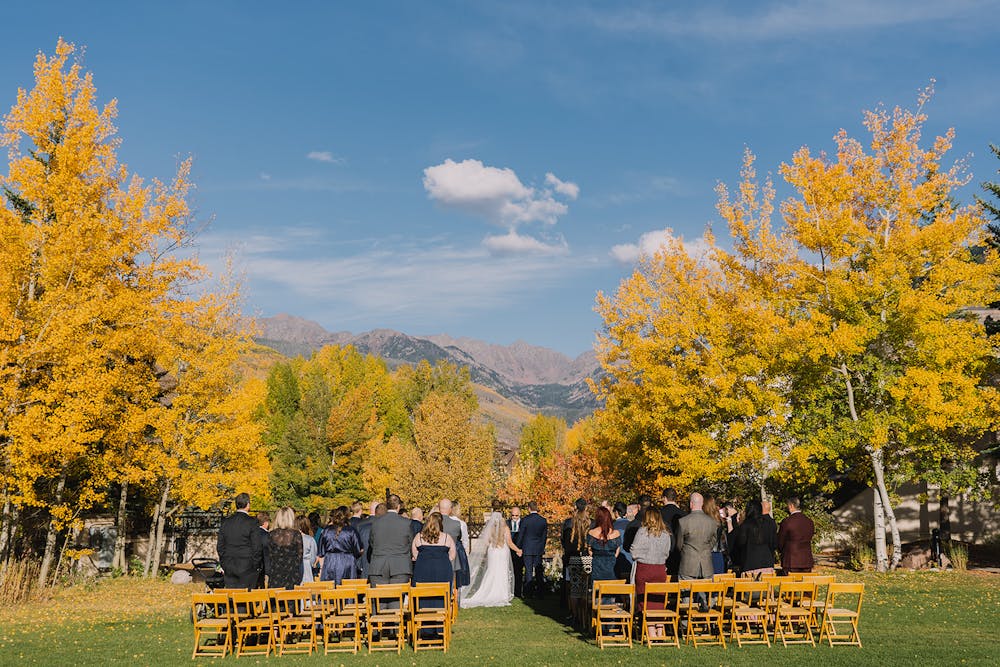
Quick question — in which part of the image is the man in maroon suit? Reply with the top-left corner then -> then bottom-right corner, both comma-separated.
777,496 -> 815,573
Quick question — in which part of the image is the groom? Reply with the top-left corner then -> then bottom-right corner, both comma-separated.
516,501 -> 547,598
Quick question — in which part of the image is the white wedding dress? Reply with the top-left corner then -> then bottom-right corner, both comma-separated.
461,512 -> 515,608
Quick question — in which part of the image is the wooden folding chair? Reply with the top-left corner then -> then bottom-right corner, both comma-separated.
191,592 -> 232,658
590,579 -> 627,636
273,589 -> 315,655
594,582 -> 634,648
367,584 -> 407,654
318,587 -> 362,654
340,578 -> 368,587
683,581 -> 726,648
410,583 -> 452,652
819,582 -> 864,647
231,590 -> 273,657
801,574 -> 835,630
774,581 -> 816,646
640,582 -> 680,648
729,580 -> 771,647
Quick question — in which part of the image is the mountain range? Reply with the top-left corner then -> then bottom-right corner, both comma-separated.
255,314 -> 603,436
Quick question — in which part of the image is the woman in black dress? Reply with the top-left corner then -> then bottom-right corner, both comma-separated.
266,506 -> 304,589
730,499 -> 778,577
412,512 -> 456,612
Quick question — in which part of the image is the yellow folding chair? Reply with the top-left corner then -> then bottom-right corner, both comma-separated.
367,584 -> 407,654
774,581 -> 816,646
801,574 -> 835,630
410,583 -> 452,652
640,581 -> 680,648
273,589 -> 316,655
590,579 -> 627,636
729,580 -> 771,647
340,578 -> 368,587
819,582 -> 864,647
191,592 -> 232,658
683,581 -> 726,648
319,587 -> 362,654
231,590 -> 273,657
594,582 -> 634,648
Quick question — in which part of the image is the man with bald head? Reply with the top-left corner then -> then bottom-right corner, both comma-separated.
675,492 -> 717,581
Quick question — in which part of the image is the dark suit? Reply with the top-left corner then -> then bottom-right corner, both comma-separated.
660,504 -> 686,578
216,510 -> 263,589
732,516 -> 778,573
355,516 -> 373,579
367,511 -> 413,586
410,519 -> 423,538
516,511 -> 548,597
508,518 -> 524,597
778,511 -> 815,572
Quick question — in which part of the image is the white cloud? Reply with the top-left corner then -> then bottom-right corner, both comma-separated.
483,231 -> 569,256
611,228 -> 712,264
306,150 -> 345,164
422,158 -> 579,254
545,172 -> 580,200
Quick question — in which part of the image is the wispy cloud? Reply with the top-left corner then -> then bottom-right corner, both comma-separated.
610,227 -> 711,264
583,0 -> 989,42
306,150 -> 346,164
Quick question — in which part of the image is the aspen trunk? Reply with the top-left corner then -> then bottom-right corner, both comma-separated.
872,480 -> 888,572
145,482 -> 170,577
0,493 -> 11,567
37,470 -> 67,586
112,482 -> 129,573
871,448 -> 901,569
51,527 -> 73,584
143,486 -> 162,577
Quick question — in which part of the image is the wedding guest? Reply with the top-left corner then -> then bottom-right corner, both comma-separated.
349,502 -> 364,529
613,501 -> 633,579
622,494 -> 651,552
561,498 -> 587,607
778,497 -> 815,573
587,506 -> 622,585
565,508 -> 592,628
676,493 -> 716,580
630,507 -> 671,638
411,512 -> 456,592
516,501 -> 548,598
440,498 -> 471,589
731,499 -> 778,577
216,492 -> 263,589
368,494 -> 413,594
660,488 -> 686,580
318,506 -> 362,584
298,515 -> 318,583
266,507 -> 303,589
410,507 -> 424,537
626,503 -> 639,522
703,496 -> 728,574
256,511 -> 271,588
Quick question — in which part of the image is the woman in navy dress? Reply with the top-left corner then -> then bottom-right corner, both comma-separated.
317,506 -> 361,584
412,512 -> 456,611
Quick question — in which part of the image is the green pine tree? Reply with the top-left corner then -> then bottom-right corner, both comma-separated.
976,143 -> 1000,248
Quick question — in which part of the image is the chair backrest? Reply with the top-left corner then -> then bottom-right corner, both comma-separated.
231,590 -> 270,620
410,583 -> 451,613
732,580 -> 770,606
712,572 -> 736,581
298,580 -> 335,589
592,579 -> 627,606
826,582 -> 864,612
191,592 -> 230,622
274,589 -> 309,615
340,578 -> 368,586
319,587 -> 362,616
776,581 -> 816,606
685,580 -> 724,611
368,583 -> 406,615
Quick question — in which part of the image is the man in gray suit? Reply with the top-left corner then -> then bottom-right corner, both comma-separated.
438,498 -> 462,573
367,494 -> 413,592
675,492 -> 717,581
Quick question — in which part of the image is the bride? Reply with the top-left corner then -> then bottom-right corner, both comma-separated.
461,508 -> 522,608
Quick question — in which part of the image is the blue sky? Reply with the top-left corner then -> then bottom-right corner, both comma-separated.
2,1 -> 999,356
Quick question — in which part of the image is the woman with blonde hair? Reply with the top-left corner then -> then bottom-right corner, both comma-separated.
266,506 -> 303,589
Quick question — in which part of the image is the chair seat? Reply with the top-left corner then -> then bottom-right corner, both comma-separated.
778,605 -> 811,615
826,608 -> 858,617
643,609 -> 678,620
414,611 -> 449,620
236,619 -> 270,629
370,613 -> 402,622
195,618 -> 230,629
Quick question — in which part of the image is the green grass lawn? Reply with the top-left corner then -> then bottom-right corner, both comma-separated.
0,569 -> 997,666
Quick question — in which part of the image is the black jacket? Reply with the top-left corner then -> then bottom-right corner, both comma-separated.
217,511 -> 263,587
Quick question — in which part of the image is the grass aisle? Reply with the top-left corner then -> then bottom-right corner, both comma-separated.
0,570 -> 997,666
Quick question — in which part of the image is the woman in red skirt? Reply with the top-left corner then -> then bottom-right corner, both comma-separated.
629,507 -> 671,638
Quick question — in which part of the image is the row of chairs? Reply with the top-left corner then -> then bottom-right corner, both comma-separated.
591,573 -> 864,650
191,579 -> 456,658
